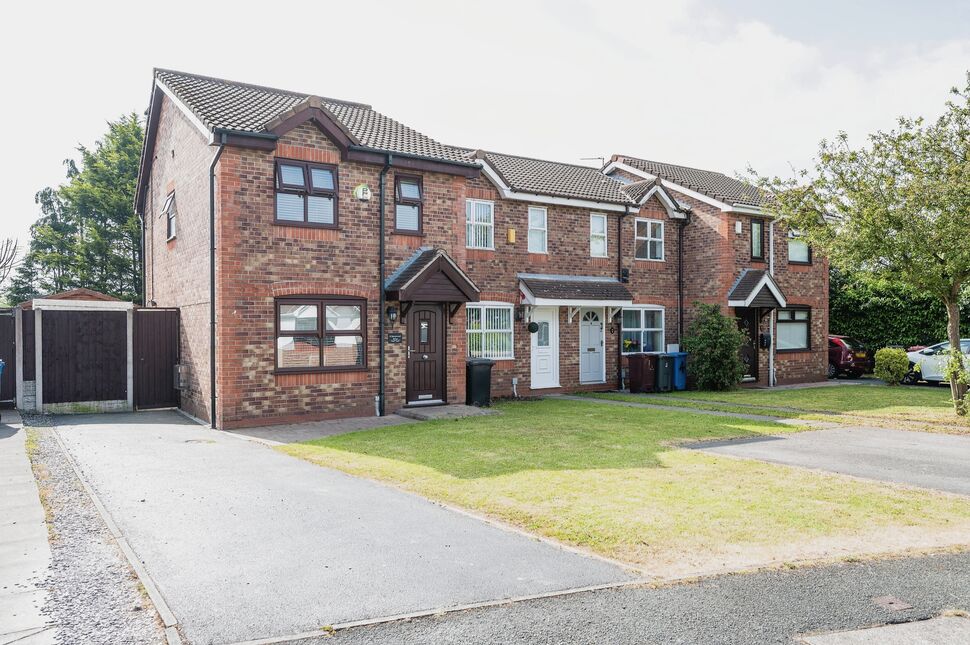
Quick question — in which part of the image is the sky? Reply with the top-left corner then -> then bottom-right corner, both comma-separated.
1,0 -> 968,261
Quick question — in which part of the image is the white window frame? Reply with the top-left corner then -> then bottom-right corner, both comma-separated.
634,218 -> 664,261
466,199 -> 495,250
466,302 -> 514,359
527,206 -> 547,254
590,213 -> 608,258
162,191 -> 177,241
620,306 -> 665,355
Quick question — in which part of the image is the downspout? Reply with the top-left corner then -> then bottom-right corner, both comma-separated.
378,154 -> 393,416
617,206 -> 628,389
768,219 -> 776,387
677,213 -> 689,343
209,135 -> 227,429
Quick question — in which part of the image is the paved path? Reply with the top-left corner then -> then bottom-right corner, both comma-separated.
802,616 -> 970,644
0,410 -> 54,645
56,411 -> 633,644
321,551 -> 970,644
692,425 -> 970,496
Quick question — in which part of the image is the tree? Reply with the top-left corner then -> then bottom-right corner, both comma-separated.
754,73 -> 970,414
6,114 -> 144,304
0,239 -> 18,289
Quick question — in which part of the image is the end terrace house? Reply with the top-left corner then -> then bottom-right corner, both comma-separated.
136,69 -> 827,429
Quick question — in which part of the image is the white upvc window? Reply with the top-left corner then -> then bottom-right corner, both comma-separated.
466,199 -> 495,249
620,307 -> 665,354
528,206 -> 547,254
590,213 -> 607,257
466,303 -> 514,359
635,218 -> 664,261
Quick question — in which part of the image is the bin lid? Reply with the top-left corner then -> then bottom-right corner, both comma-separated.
466,358 -> 495,366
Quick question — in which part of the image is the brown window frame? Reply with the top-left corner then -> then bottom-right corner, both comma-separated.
394,175 -> 423,234
162,191 -> 177,241
776,306 -> 811,353
750,218 -> 765,261
274,296 -> 367,373
787,229 -> 813,265
274,159 -> 339,229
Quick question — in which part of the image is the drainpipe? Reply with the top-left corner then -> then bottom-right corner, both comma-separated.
768,219 -> 776,387
617,206 -> 628,388
208,135 -> 227,429
378,154 -> 393,416
677,213 -> 690,343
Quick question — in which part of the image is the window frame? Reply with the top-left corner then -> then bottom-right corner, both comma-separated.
465,199 -> 495,250
620,306 -> 665,355
274,295 -> 367,373
162,191 -> 177,241
394,174 -> 423,234
776,307 -> 811,352
274,159 -> 339,229
465,303 -> 515,360
590,213 -> 608,258
750,218 -> 765,261
527,206 -> 548,254
787,228 -> 812,265
634,217 -> 665,262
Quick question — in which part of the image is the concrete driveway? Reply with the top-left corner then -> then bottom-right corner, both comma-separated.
55,412 -> 632,644
692,426 -> 970,496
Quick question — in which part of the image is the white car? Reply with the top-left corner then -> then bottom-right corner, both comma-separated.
906,339 -> 970,384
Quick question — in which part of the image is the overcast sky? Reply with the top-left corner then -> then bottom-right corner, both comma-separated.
2,0 -> 968,258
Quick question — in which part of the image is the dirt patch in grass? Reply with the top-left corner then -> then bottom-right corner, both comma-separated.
282,399 -> 970,578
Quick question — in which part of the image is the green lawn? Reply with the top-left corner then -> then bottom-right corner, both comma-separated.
584,384 -> 966,430
282,399 -> 970,575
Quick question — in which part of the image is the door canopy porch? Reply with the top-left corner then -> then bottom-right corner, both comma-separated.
518,273 -> 634,322
727,269 -> 787,309
385,248 -> 480,317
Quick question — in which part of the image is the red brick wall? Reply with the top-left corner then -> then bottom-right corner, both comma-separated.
143,95 -> 214,422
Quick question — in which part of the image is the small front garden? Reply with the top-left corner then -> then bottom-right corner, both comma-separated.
282,399 -> 970,577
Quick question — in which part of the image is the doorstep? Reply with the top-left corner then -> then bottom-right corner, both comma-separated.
396,404 -> 498,421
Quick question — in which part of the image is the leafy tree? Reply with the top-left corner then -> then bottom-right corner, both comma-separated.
682,303 -> 747,390
6,114 -> 144,304
754,74 -> 970,414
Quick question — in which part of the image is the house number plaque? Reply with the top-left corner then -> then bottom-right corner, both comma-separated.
388,332 -> 403,343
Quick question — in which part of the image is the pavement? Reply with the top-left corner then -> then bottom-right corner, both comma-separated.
0,409 -> 55,645
315,551 -> 970,644
801,616 -> 970,644
691,425 -> 970,496
54,411 -> 633,645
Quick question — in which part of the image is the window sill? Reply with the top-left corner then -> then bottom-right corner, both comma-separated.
393,229 -> 424,236
776,348 -> 812,354
788,261 -> 813,266
634,257 -> 665,263
466,246 -> 495,251
166,235 -> 176,243
528,250 -> 548,255
590,255 -> 609,259
750,258 -> 767,263
274,220 -> 339,230
273,367 -> 368,375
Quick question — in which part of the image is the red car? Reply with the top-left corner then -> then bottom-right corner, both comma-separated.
828,335 -> 874,378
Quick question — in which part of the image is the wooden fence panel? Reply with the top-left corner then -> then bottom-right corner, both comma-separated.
0,310 -> 14,404
134,309 -> 180,409
42,310 -> 127,404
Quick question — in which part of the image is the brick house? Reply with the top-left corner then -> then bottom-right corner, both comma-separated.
136,69 -> 827,429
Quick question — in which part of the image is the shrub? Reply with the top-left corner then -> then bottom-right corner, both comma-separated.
874,347 -> 909,385
682,303 -> 747,391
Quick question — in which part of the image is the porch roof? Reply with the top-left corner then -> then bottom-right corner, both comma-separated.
727,269 -> 787,309
385,248 -> 480,303
518,274 -> 634,307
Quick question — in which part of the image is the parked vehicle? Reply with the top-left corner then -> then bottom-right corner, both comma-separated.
905,339 -> 970,385
827,335 -> 874,378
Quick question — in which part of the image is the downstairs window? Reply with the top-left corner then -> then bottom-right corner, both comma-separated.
276,297 -> 365,371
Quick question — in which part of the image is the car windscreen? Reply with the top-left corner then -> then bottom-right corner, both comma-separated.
841,338 -> 865,350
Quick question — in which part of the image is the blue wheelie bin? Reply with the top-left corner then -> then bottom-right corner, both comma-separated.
669,352 -> 688,391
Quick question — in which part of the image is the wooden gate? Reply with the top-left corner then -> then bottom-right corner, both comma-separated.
0,309 -> 14,406
43,310 -> 128,404
134,308 -> 180,409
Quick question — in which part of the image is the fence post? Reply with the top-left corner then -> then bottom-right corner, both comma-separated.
14,307 -> 23,410
126,309 -> 134,411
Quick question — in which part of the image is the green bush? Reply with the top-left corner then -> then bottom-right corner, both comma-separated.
682,303 -> 747,391
874,347 -> 910,385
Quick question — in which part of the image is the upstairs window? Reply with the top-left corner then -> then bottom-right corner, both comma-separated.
590,213 -> 608,257
275,160 -> 338,227
528,206 -> 547,253
276,297 -> 365,372
466,199 -> 495,249
395,176 -> 423,233
634,218 -> 664,261
162,191 -> 177,240
750,218 -> 765,260
788,229 -> 811,264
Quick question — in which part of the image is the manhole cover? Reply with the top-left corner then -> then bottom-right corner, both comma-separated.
873,595 -> 913,611
184,439 -> 216,445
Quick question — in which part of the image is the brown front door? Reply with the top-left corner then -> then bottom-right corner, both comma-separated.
737,308 -> 759,381
406,304 -> 445,404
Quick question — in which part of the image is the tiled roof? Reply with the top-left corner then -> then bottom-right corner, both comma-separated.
727,269 -> 767,301
480,151 -> 636,206
614,155 -> 764,206
727,269 -> 786,308
519,274 -> 633,302
385,248 -> 439,291
155,69 -> 472,164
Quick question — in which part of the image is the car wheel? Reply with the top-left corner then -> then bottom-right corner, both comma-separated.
827,363 -> 838,379
901,370 -> 918,385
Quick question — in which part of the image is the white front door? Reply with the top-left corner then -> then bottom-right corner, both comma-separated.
579,308 -> 605,383
530,307 -> 560,389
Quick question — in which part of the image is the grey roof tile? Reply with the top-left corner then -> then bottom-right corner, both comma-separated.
481,151 -> 636,206
520,275 -> 633,301
615,156 -> 764,206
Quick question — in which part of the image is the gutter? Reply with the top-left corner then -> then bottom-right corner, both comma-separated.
378,154 -> 393,416
209,134 -> 227,428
